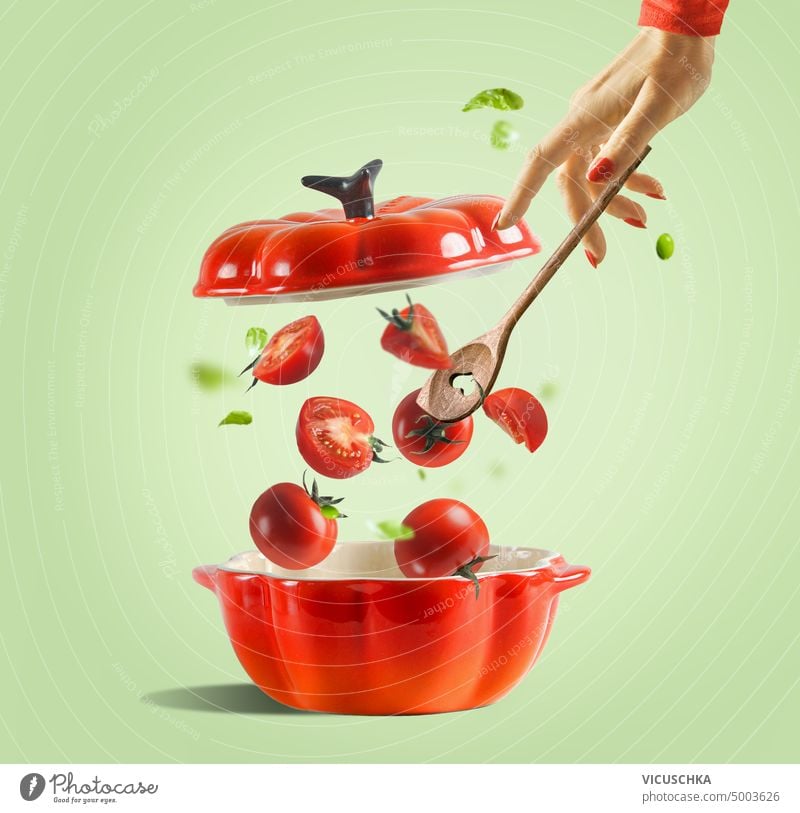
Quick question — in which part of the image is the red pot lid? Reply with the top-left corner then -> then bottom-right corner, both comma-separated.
193,159 -> 541,303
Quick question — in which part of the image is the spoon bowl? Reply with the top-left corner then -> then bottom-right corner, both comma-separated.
418,335 -> 507,422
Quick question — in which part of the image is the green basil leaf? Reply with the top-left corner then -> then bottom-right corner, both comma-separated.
462,88 -> 524,113
218,410 -> 252,427
245,327 -> 269,356
490,120 -> 519,150
320,504 -> 344,520
417,468 -> 427,481
375,520 -> 415,541
190,362 -> 234,392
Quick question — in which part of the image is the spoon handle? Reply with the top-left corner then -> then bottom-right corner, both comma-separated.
502,145 -> 651,328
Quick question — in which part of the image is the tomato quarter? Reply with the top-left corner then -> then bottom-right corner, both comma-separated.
249,478 -> 344,569
483,387 -> 548,453
296,396 -> 389,479
392,388 -> 473,468
379,295 -> 452,370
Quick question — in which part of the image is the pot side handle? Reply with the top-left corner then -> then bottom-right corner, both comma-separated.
192,565 -> 219,593
546,562 -> 591,593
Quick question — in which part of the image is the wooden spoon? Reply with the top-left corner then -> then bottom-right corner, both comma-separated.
417,146 -> 651,423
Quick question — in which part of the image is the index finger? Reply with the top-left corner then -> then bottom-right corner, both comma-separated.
496,118 -> 580,230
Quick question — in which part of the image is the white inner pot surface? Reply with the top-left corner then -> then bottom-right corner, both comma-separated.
221,542 -> 558,581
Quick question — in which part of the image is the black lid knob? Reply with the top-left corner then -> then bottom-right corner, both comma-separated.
301,159 -> 383,220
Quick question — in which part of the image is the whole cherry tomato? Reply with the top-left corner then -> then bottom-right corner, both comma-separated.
379,295 -> 451,370
483,387 -> 548,453
296,396 -> 389,480
249,478 -> 344,570
392,388 -> 473,468
394,498 -> 492,594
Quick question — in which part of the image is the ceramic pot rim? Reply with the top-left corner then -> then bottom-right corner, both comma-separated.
214,542 -> 562,583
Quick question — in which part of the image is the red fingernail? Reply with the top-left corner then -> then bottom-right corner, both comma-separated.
587,157 -> 615,183
646,192 -> 666,200
585,250 -> 598,268
624,218 -> 647,229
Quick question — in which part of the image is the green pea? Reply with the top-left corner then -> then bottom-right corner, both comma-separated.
656,233 -> 675,260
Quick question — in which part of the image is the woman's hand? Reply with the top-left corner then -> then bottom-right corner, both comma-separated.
496,27 -> 715,266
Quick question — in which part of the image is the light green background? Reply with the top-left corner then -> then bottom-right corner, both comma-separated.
1,0 -> 798,763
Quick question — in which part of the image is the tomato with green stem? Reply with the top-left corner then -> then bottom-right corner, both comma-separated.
392,388 -> 473,468
394,498 -> 493,596
483,387 -> 548,453
378,295 -> 452,370
240,315 -> 324,388
249,476 -> 344,569
296,396 -> 390,480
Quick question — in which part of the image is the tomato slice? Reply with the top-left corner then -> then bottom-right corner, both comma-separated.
379,296 -> 451,369
253,315 -> 324,385
483,387 -> 548,453
296,396 -> 387,479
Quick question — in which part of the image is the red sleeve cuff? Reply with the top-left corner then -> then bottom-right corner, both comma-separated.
639,0 -> 729,36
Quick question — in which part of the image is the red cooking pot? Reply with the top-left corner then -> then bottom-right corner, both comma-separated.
193,542 -> 589,715
193,159 -> 541,303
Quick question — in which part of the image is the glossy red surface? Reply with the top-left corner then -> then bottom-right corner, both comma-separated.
193,551 -> 589,715
193,195 -> 541,301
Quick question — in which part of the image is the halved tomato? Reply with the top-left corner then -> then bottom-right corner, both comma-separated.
378,295 -> 451,369
245,315 -> 324,387
296,396 -> 389,479
483,387 -> 548,453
